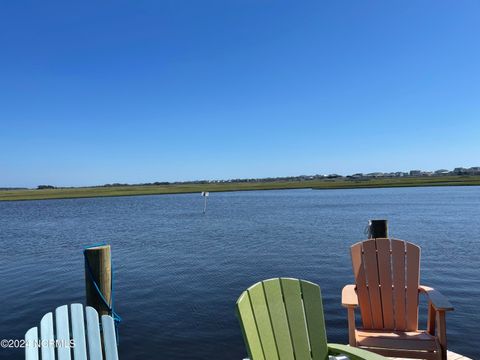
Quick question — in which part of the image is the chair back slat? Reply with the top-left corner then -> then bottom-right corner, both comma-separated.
236,278 -> 328,360
376,239 -> 395,329
70,304 -> 87,360
237,291 -> 266,360
85,306 -> 103,360
249,283 -> 279,360
101,315 -> 119,360
25,327 -> 39,360
405,242 -> 421,331
263,279 -> 294,360
391,239 -> 407,330
301,281 -> 328,360
281,279 -> 311,360
55,305 -> 71,360
351,238 -> 421,331
351,243 -> 373,328
40,312 -> 56,360
362,240 -> 383,328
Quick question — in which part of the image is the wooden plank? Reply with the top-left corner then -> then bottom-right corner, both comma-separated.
356,329 -> 436,340
363,239 -> 384,328
55,305 -> 72,360
391,239 -> 407,330
280,278 -> 310,360
248,282 -> 279,360
40,312 -> 55,360
25,327 -> 39,360
300,280 -> 328,360
388,351 -> 471,360
376,238 -> 395,329
263,279 -> 294,360
405,242 -> 420,331
351,242 -> 373,329
362,347 -> 438,360
85,306 -> 103,360
70,304 -> 88,360
101,315 -> 119,360
356,334 -> 437,351
237,291 -> 266,360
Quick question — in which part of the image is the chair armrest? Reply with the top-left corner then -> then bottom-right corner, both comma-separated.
342,285 -> 358,308
328,343 -> 388,360
419,285 -> 453,311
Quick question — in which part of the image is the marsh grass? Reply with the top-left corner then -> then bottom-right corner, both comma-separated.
1,176 -> 479,201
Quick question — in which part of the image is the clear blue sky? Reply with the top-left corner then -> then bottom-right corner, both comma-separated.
1,1 -> 479,187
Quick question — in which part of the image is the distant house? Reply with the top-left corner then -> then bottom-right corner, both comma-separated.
409,170 -> 422,176
453,167 -> 480,175
366,172 -> 384,178
326,174 -> 342,178
351,173 -> 364,179
434,169 -> 450,175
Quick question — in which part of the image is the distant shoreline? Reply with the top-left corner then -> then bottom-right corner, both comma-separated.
1,175 -> 480,202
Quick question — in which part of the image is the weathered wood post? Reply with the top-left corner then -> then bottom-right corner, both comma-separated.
85,245 -> 112,316
367,219 -> 388,238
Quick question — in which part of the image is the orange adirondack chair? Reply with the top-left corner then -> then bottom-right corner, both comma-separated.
342,238 -> 453,360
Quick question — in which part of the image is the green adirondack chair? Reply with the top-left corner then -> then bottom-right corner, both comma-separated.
236,278 -> 387,360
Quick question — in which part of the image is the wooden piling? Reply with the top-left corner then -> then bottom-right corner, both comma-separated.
368,219 -> 388,238
85,245 -> 112,316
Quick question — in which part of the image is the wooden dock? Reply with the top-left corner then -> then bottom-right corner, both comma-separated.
389,350 -> 472,360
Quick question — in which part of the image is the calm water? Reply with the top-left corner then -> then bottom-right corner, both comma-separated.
1,187 -> 479,359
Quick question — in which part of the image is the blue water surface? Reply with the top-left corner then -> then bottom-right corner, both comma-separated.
1,187 -> 479,359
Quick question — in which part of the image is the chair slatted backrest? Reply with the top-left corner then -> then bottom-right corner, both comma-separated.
236,278 -> 328,360
25,304 -> 119,360
351,238 -> 421,331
